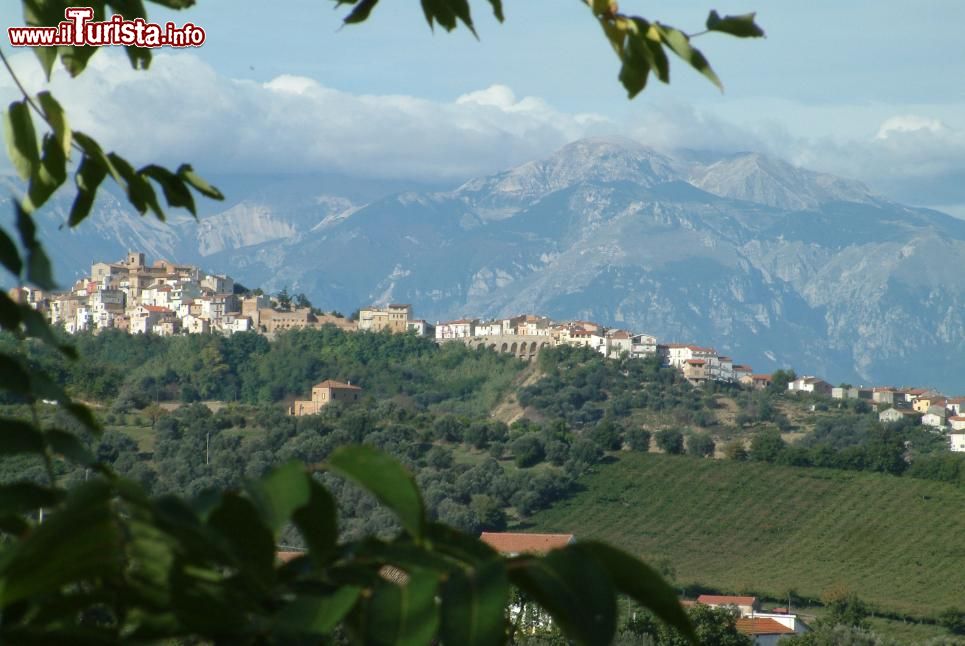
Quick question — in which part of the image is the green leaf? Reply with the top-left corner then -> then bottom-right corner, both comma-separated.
357,569 -> 439,646
655,24 -> 722,90
0,480 -> 123,605
0,230 -> 22,277
0,482 -> 65,516
274,586 -> 361,636
73,132 -> 121,184
247,461 -> 310,534
419,0 -> 476,35
292,478 -> 339,564
177,164 -> 224,200
0,418 -> 46,456
343,0 -> 379,24
0,353 -> 32,394
14,202 -> 56,290
46,429 -> 96,466
140,164 -> 197,216
63,402 -> 101,432
508,546 -> 618,646
427,521 -> 500,564
3,100 -> 40,181
20,306 -> 76,357
706,10 -> 765,38
26,133 -> 69,212
0,293 -> 21,331
440,560 -> 509,646
107,152 -> 165,219
487,0 -> 504,22
69,154 -> 108,227
328,445 -> 426,541
206,493 -> 276,587
33,47 -> 58,81
576,541 -> 696,643
36,92 -> 71,157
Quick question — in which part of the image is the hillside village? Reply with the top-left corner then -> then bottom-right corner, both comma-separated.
10,252 -> 965,451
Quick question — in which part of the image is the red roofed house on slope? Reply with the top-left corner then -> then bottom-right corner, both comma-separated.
735,616 -> 797,645
479,532 -> 575,556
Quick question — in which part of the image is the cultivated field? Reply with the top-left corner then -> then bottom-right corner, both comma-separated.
528,453 -> 965,617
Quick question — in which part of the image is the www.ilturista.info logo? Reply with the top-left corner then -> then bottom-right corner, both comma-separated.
8,7 -> 205,48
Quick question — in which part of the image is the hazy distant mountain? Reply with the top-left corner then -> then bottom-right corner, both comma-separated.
6,140 -> 965,392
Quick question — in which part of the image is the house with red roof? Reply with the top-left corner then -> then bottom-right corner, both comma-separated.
735,616 -> 797,645
696,595 -> 761,616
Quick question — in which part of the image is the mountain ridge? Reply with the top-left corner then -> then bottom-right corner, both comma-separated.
5,139 -> 964,391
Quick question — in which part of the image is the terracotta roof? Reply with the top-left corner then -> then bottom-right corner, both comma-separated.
949,416 -> 965,422
697,595 -> 758,607
313,380 -> 362,390
750,374 -> 773,381
733,365 -> 753,372
685,359 -> 706,365
608,330 -> 630,339
480,532 -> 574,555
736,617 -> 794,636
276,551 -> 303,563
143,305 -> 172,313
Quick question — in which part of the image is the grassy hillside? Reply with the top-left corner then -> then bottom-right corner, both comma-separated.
528,453 -> 965,616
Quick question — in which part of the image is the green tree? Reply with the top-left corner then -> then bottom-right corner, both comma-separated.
656,429 -> 685,455
750,429 -> 787,462
511,434 -> 546,468
939,607 -> 965,636
687,432 -> 715,457
627,428 -> 652,452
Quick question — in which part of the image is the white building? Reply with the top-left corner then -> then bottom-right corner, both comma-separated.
435,319 -> 477,339
630,333 -> 657,358
950,430 -> 965,452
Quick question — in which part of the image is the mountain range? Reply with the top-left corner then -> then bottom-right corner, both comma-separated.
4,138 -> 964,392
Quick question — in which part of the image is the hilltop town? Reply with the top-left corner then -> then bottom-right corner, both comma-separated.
10,252 -> 965,450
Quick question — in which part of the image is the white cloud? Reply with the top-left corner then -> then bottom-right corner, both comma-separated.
0,51 -> 614,180
875,115 -> 945,140
3,50 -> 965,217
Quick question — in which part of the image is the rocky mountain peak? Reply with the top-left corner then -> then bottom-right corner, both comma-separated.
690,151 -> 873,210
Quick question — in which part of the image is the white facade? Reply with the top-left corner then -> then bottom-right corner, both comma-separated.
950,431 -> 965,452
435,320 -> 476,339
922,412 -> 946,428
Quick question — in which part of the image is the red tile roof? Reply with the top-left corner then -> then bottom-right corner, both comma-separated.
736,617 -> 794,636
697,595 -> 758,607
313,380 -> 362,390
480,532 -> 574,555
143,305 -> 172,313
685,359 -> 706,365
949,416 -> 965,422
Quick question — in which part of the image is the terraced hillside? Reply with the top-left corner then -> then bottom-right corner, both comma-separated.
528,453 -> 965,616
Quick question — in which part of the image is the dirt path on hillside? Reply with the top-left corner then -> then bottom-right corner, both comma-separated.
490,362 -> 543,424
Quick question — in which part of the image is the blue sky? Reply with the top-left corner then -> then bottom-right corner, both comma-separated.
5,1 -> 965,214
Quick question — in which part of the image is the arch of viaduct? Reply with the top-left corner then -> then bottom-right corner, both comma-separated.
458,334 -> 553,361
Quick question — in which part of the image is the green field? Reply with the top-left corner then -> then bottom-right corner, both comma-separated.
528,453 -> 965,617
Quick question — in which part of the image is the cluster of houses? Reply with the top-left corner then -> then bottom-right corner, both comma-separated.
777,375 -> 965,452
9,252 -> 356,338
434,315 -> 763,385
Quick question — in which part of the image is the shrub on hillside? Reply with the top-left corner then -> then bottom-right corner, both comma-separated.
687,432 -> 716,458
655,429 -> 685,455
511,435 -> 546,468
627,428 -> 652,452
750,430 -> 787,462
